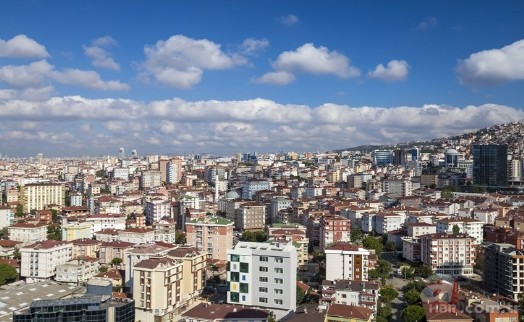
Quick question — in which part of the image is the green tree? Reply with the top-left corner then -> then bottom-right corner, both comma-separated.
296,285 -> 306,305
0,227 -> 8,239
441,185 -> 456,199
384,240 -> 397,252
377,302 -> 392,319
50,209 -> 58,222
403,281 -> 427,293
0,264 -> 18,286
402,305 -> 426,322
452,224 -> 460,234
379,285 -> 399,303
350,228 -> 363,243
362,236 -> 383,254
405,288 -> 421,305
415,264 -> 433,278
401,266 -> 415,280
15,204 -> 24,217
376,316 -> 389,322
175,231 -> 186,244
47,224 -> 61,240
99,266 -> 108,273
96,169 -> 106,177
111,257 -> 122,266
376,259 -> 392,278
12,247 -> 21,260
368,269 -> 380,280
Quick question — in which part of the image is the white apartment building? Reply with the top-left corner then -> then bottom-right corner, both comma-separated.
8,222 -> 47,244
436,218 -> 484,244
473,207 -> 499,225
55,259 -> 100,283
408,222 -> 437,238
321,280 -> 380,314
140,170 -> 162,189
0,205 -> 14,230
21,183 -> 65,211
118,228 -> 155,244
153,218 -> 177,244
375,213 -> 404,235
420,233 -> 476,276
20,240 -> 73,282
84,214 -> 126,236
325,242 -> 370,281
402,237 -> 421,262
227,242 -> 297,320
382,179 -> 412,197
145,198 -> 171,225
241,179 -> 271,200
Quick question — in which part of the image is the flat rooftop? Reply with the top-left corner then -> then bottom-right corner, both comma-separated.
0,281 -> 85,322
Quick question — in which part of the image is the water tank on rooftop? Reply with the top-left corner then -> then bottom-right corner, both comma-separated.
444,148 -> 461,168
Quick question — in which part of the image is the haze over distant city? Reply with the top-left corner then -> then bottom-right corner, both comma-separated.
0,1 -> 524,157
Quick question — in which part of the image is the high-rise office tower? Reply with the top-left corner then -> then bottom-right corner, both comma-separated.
119,147 -> 125,159
472,144 -> 508,187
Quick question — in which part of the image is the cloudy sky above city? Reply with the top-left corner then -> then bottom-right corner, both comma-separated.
1,1 -> 524,157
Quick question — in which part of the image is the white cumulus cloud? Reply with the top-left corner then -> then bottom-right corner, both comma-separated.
368,60 -> 410,81
0,34 -> 49,58
1,95 -> 522,156
255,43 -> 359,85
83,36 -> 120,71
456,39 -> 524,86
415,17 -> 438,31
140,35 -> 246,88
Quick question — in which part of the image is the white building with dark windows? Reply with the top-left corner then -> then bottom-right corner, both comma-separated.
226,241 -> 297,320
145,198 -> 171,225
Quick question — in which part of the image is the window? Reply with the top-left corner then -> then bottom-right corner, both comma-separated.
274,299 -> 283,305
275,257 -> 283,263
230,254 -> 240,262
260,256 -> 268,262
274,268 -> 283,274
274,278 -> 283,284
259,276 -> 268,282
259,287 -> 268,293
240,262 -> 249,273
230,272 -> 239,282
230,292 -> 239,303
275,289 -> 283,294
259,266 -> 268,272
259,297 -> 268,303
240,283 -> 249,293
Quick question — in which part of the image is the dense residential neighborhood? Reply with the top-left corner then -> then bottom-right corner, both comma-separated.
0,122 -> 523,321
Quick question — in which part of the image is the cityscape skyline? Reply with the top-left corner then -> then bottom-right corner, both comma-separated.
1,1 -> 524,157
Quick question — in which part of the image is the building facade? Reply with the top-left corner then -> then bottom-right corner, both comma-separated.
472,144 -> 508,187
325,242 -> 371,281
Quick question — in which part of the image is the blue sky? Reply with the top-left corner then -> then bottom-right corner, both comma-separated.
0,1 -> 524,157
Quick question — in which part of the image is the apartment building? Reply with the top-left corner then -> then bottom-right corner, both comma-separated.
227,241 -> 297,320
484,243 -> 524,301
61,222 -> 92,241
21,183 -> 65,211
0,205 -> 14,230
133,257 -> 184,321
436,218 -> 484,244
167,246 -> 207,308
98,241 -> 134,265
71,238 -> 102,259
420,233 -> 476,276
118,227 -> 155,244
140,170 -> 162,189
319,215 -> 351,250
55,258 -> 100,283
407,222 -> 437,238
382,178 -> 412,197
241,179 -> 271,200
20,240 -> 73,282
145,198 -> 171,225
185,216 -> 233,261
124,243 -> 175,292
84,214 -> 126,236
235,202 -> 266,231
267,224 -> 309,267
320,280 -> 380,314
325,242 -> 370,281
153,218 -> 177,244
375,213 -> 404,235
8,222 -> 47,244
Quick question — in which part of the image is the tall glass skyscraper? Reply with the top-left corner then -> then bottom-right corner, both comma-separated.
472,144 -> 508,187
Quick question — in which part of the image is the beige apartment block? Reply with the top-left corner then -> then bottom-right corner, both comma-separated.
21,183 -> 65,212
185,216 -> 233,261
